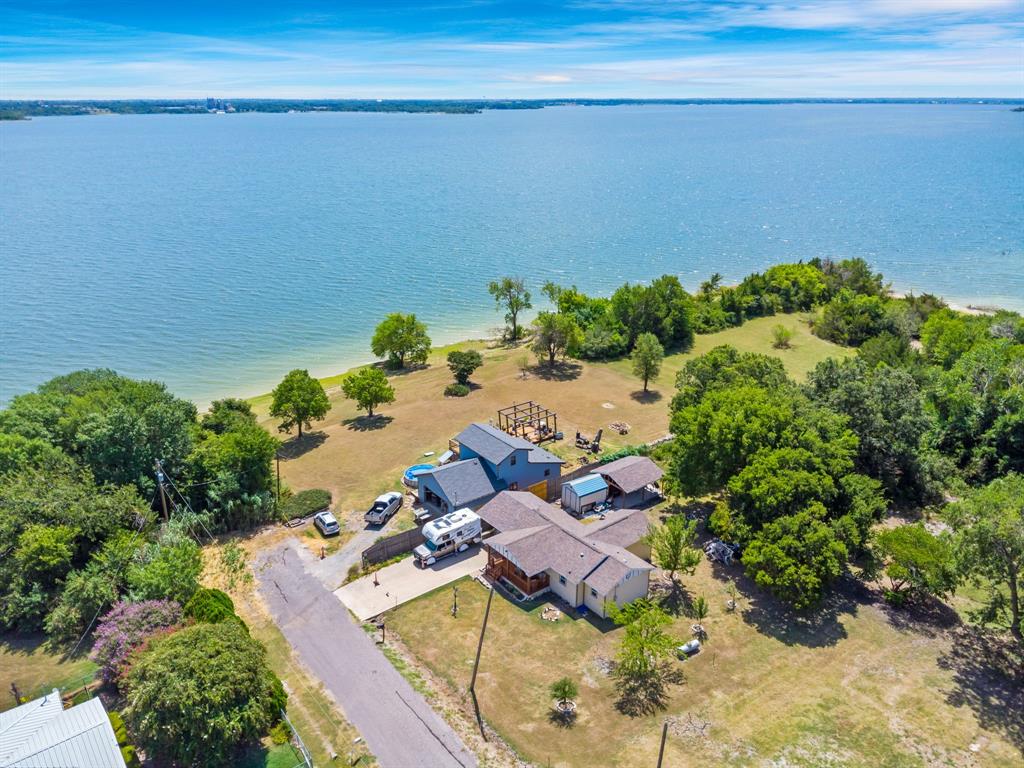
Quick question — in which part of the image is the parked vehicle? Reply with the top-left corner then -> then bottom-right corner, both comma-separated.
677,639 -> 701,658
314,511 -> 341,536
413,508 -> 482,566
364,491 -> 403,525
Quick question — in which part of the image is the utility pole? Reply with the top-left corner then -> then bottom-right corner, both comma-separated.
154,460 -> 169,523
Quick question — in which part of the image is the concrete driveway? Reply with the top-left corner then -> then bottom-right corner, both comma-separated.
336,548 -> 486,620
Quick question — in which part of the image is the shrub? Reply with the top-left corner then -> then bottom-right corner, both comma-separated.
184,587 -> 235,623
771,324 -> 793,349
91,599 -> 182,684
124,621 -> 285,767
269,720 -> 292,745
444,383 -> 470,397
280,489 -> 331,520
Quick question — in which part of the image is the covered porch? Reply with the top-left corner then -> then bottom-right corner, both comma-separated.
485,548 -> 550,597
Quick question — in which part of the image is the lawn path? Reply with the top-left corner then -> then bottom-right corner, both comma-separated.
254,542 -> 477,768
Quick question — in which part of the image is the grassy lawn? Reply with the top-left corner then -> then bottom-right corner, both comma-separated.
387,563 -> 1021,768
251,316 -> 852,527
0,633 -> 97,711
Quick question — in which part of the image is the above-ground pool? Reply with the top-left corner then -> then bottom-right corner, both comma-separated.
403,464 -> 434,488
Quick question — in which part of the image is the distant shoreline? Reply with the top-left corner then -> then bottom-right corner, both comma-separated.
2,97 -> 1022,120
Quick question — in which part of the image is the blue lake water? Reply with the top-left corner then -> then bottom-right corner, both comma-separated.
1,105 -> 1022,405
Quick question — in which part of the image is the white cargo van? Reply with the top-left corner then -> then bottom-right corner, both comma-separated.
413,508 -> 482,566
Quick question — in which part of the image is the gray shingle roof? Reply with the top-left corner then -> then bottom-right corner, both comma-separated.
423,458 -> 497,505
597,455 -> 664,495
479,491 -> 652,592
587,510 -> 652,549
0,691 -> 127,768
456,423 -> 564,467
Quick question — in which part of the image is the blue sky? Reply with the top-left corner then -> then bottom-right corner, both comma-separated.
1,1 -> 1021,98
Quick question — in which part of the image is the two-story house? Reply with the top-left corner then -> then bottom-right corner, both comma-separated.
417,422 -> 564,517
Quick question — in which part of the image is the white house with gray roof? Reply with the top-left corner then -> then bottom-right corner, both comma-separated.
478,491 -> 653,618
417,423 -> 563,517
0,689 -> 127,768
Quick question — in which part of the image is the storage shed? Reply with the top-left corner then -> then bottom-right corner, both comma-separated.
561,473 -> 608,515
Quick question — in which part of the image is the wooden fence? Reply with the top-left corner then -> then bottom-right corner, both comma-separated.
361,527 -> 426,567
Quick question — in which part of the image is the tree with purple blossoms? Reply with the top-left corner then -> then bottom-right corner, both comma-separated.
91,599 -> 182,684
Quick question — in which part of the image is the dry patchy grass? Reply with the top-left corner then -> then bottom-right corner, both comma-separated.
251,317 -> 852,524
387,561 -> 1021,768
0,633 -> 97,711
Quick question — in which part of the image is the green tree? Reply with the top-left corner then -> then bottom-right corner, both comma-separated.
609,599 -> 678,682
200,398 -> 257,434
945,474 -> 1024,640
0,369 -> 196,494
631,333 -> 664,392
15,524 -> 76,582
646,516 -> 700,581
371,313 -> 431,368
813,290 -> 897,346
124,621 -> 286,767
341,367 -> 395,417
488,276 -> 532,342
726,447 -> 837,529
671,345 -> 788,412
531,311 -> 582,365
446,349 -> 484,385
806,357 -> 934,503
0,433 -> 70,475
818,257 -> 888,298
872,524 -> 956,606
669,384 -> 856,497
127,536 -> 202,605
549,677 -> 578,708
919,308 -> 992,368
690,595 -> 709,622
741,505 -> 848,610
771,324 -> 793,349
269,369 -> 329,438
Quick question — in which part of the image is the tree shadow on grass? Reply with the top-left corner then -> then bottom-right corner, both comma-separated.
531,361 -> 583,381
880,590 -> 962,639
343,414 -> 394,432
630,390 -> 663,404
276,431 -> 327,460
737,572 -> 861,649
658,499 -> 715,526
650,578 -> 694,618
547,705 -> 578,729
938,627 -> 1024,753
614,662 -> 686,717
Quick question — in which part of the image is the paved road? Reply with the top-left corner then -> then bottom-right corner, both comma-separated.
256,543 -> 478,768
336,548 -> 486,620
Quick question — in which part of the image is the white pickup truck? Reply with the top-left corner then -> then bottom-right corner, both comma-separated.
363,491 -> 403,525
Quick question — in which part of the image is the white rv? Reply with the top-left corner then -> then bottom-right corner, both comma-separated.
413,508 -> 482,566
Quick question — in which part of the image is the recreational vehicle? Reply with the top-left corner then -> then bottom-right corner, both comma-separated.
413,508 -> 482,566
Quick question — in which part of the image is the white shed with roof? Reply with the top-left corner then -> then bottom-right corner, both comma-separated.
560,473 -> 608,515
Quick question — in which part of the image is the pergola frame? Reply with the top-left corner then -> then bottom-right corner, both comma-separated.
496,400 -> 558,444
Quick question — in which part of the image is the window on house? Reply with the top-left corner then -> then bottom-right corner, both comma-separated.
590,587 -> 598,598
509,482 -> 518,491
544,469 -> 551,477
559,575 -> 566,585
510,455 -> 517,466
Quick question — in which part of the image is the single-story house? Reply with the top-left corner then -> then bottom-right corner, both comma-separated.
478,491 -> 653,618
595,455 -> 664,508
0,688 -> 127,767
417,422 -> 564,517
560,473 -> 608,516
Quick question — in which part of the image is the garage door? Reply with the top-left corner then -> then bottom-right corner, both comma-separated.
527,479 -> 547,500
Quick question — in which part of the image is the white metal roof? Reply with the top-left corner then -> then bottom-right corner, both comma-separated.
0,690 -> 126,768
